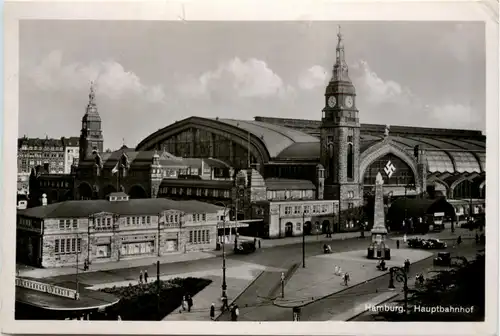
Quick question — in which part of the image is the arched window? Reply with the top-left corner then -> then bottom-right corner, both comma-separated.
347,143 -> 354,179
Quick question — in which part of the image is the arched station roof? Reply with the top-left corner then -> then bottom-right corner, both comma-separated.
135,116 -> 486,175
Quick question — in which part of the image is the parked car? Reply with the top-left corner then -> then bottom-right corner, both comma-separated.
234,241 -> 256,254
408,238 -> 446,249
433,251 -> 451,266
422,238 -> 447,249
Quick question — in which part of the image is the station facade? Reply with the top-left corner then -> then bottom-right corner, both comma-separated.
25,30 -> 486,240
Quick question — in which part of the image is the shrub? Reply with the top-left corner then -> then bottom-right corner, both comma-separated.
99,277 -> 212,320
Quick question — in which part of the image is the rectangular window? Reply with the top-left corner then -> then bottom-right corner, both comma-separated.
169,215 -> 173,223
296,223 -> 301,231
77,238 -> 81,252
175,215 -> 178,222
132,217 -> 136,225
72,219 -> 78,228
71,238 -> 76,252
284,206 -> 292,215
201,230 -> 205,242
59,220 -> 65,230
294,206 -> 300,214
206,230 -> 210,243
127,217 -> 130,225
304,206 -> 310,214
142,216 -> 146,224
189,231 -> 193,243
107,218 -> 111,226
202,214 -> 206,221
55,239 -> 60,253
147,216 -> 151,224
65,219 -> 71,229
59,239 -> 65,253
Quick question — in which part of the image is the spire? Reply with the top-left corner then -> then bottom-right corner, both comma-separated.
88,81 -> 96,106
331,25 -> 351,82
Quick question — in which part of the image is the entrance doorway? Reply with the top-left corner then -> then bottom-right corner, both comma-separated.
304,221 -> 312,235
285,222 -> 293,237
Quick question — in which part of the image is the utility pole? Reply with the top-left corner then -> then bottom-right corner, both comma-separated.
302,210 -> 306,268
281,272 -> 285,298
157,260 -> 160,318
76,234 -> 79,295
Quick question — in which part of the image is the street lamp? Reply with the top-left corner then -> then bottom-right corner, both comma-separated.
302,210 -> 306,268
214,201 -> 229,298
388,266 -> 409,314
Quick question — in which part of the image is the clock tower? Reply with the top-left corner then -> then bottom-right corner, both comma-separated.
79,82 -> 104,160
320,26 -> 361,227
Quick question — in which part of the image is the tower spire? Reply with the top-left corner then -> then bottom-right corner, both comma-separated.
332,25 -> 350,82
88,81 -> 96,106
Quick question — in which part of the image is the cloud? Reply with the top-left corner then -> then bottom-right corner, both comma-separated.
352,60 -> 415,106
297,65 -> 329,90
25,50 -> 166,104
429,103 -> 478,129
178,57 -> 294,100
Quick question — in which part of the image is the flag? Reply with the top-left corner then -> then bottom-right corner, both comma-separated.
111,162 -> 119,175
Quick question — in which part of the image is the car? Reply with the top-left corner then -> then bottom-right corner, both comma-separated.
234,241 -> 256,254
433,251 -> 451,266
407,238 -> 424,248
423,238 -> 447,249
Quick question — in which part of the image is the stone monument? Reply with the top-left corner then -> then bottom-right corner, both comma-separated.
367,172 -> 391,259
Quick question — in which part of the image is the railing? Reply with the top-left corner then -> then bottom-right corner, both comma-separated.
16,277 -> 79,300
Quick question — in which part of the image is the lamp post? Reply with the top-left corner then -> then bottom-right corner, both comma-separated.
388,266 -> 409,314
302,210 -> 306,268
214,201 -> 229,298
75,233 -> 80,295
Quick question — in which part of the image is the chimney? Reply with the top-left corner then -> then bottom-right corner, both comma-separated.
41,193 -> 47,206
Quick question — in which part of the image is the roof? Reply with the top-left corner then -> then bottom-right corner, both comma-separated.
217,118 -> 319,158
265,178 -> 316,191
79,149 -> 187,169
16,279 -> 119,311
18,198 -> 224,219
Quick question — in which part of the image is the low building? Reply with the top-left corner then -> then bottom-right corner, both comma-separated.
257,199 -> 341,238
16,192 -> 223,268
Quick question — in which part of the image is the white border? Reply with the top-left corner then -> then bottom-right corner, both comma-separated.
2,1 -> 499,335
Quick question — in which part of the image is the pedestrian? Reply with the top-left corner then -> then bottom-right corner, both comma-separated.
139,270 -> 143,284
117,315 -> 122,321
396,240 -> 400,249
210,303 -> 215,320
403,234 -> 407,243
404,259 -> 410,273
343,272 -> 350,286
144,270 -> 148,283
181,295 -> 187,311
258,239 -> 261,249
457,235 -> 462,246
221,294 -> 229,312
187,294 -> 193,312
230,305 -> 236,321
334,265 -> 339,275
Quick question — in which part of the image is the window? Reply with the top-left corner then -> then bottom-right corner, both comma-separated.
59,220 -> 65,230
313,205 -> 320,213
347,143 -> 354,179
304,206 -> 310,214
127,217 -> 130,225
147,216 -> 151,224
189,229 -> 210,244
55,238 -> 82,254
202,214 -> 206,221
294,206 -> 300,214
132,217 -> 136,225
142,216 -> 146,224
65,220 -> 71,229
296,222 -> 301,231
321,205 -> 328,213
72,219 -> 78,228
284,206 -> 292,215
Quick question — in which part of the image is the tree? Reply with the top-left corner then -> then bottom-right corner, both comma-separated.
404,252 -> 485,321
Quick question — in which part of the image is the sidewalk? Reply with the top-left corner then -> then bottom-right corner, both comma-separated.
273,248 -> 433,308
17,231 -> 363,279
240,231 -> 362,248
162,263 -> 285,321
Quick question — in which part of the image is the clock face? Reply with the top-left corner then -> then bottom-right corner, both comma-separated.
345,96 -> 354,108
328,96 -> 337,108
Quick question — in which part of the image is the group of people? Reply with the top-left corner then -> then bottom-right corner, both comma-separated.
138,270 -> 149,284
181,294 -> 194,312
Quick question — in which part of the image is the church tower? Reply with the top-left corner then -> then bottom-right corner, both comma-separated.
320,27 -> 362,226
79,82 -> 104,159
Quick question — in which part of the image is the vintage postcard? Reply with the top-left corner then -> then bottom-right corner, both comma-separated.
1,0 -> 498,335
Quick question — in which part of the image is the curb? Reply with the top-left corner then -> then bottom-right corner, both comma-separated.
272,254 -> 435,309
344,292 -> 399,321
214,269 -> 265,321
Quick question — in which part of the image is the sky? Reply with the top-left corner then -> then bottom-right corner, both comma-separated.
19,21 -> 486,151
